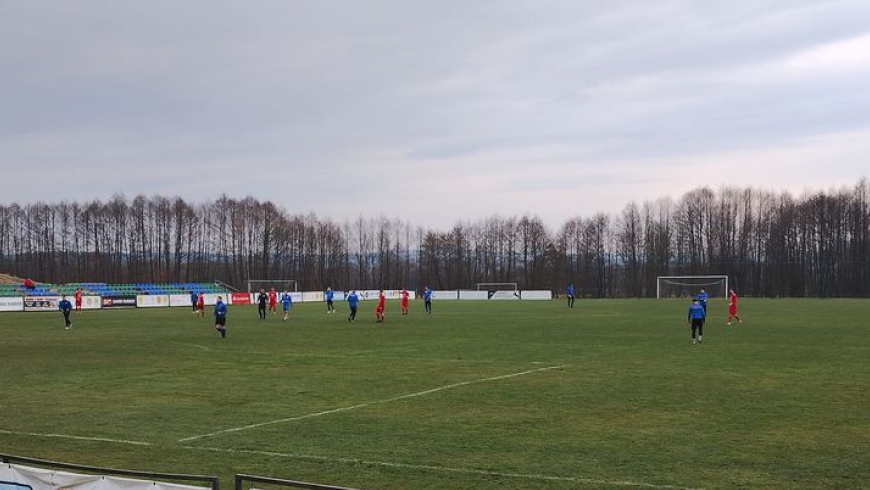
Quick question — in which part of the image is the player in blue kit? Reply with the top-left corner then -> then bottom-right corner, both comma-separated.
347,290 -> 359,322
566,283 -> 576,308
423,286 -> 433,315
688,298 -> 706,344
325,287 -> 335,314
58,295 -> 73,329
697,289 -> 709,314
281,292 -> 293,321
214,296 -> 228,338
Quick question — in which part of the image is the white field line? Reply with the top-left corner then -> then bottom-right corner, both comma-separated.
178,365 -> 566,442
183,445 -> 704,490
0,429 -> 152,446
0,429 -> 703,489
167,341 -> 211,351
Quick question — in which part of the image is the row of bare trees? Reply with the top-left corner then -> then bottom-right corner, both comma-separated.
2,179 -> 868,297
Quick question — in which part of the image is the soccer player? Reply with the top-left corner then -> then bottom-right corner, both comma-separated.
190,290 -> 199,314
697,289 -> 709,314
423,286 -> 432,315
347,290 -> 359,322
688,298 -> 706,344
74,288 -> 83,312
58,295 -> 73,329
727,288 -> 742,326
281,291 -> 293,321
566,283 -> 575,308
214,296 -> 228,339
375,290 -> 386,323
325,287 -> 335,313
257,289 -> 268,320
197,292 -> 205,318
268,288 -> 278,315
400,288 -> 409,315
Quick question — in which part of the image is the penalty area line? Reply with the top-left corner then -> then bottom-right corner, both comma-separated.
182,445 -> 704,490
0,429 -> 152,446
178,364 -> 567,443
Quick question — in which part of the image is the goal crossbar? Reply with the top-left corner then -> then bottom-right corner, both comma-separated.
656,275 -> 728,299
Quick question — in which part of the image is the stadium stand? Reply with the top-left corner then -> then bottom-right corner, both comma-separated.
0,282 -> 228,297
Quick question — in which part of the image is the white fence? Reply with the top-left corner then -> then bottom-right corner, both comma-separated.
1,289 -> 556,313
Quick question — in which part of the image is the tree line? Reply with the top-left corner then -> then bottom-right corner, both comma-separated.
1,179 -> 868,297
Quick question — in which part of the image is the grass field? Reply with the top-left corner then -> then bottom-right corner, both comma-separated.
1,298 -> 868,490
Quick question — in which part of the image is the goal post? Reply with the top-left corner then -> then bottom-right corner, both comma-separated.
656,275 -> 728,299
475,282 -> 518,291
247,279 -> 298,293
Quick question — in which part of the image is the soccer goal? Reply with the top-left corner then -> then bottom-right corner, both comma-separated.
656,275 -> 728,299
247,279 -> 298,293
475,282 -> 518,291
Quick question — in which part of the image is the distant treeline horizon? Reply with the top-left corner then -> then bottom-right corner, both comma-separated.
2,178 -> 869,297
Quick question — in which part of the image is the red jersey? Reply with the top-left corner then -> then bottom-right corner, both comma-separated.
197,294 -> 205,308
400,290 -> 409,305
74,291 -> 83,304
729,292 -> 738,307
268,291 -> 278,304
377,294 -> 386,309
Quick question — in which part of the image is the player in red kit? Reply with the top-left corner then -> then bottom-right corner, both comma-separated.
727,288 -> 742,326
197,292 -> 205,318
375,290 -> 386,323
74,288 -> 83,311
268,288 -> 278,315
400,288 -> 409,315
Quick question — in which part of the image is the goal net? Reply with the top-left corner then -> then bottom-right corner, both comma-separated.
247,279 -> 298,293
476,282 -> 518,291
656,275 -> 728,299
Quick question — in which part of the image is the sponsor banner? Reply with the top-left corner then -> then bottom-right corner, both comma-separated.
202,294 -> 222,306
0,296 -> 24,311
488,290 -> 521,300
136,294 -> 170,308
459,290 -> 489,300
432,290 -> 458,300
287,292 -> 304,303
24,296 -> 59,312
230,292 -> 251,305
0,463 -> 210,490
102,296 -> 137,308
302,291 -> 324,302
79,295 -> 102,310
521,290 -> 553,300
169,294 -> 194,307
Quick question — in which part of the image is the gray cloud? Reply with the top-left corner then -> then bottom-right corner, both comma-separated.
1,0 -> 869,227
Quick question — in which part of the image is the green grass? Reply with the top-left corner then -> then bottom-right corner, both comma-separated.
1,299 -> 868,490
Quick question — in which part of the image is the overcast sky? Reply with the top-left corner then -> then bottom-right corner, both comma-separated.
2,0 -> 869,227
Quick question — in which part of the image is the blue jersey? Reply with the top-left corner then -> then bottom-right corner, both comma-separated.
697,291 -> 709,303
688,304 -> 706,321
326,290 -> 334,301
191,292 -> 198,304
347,293 -> 359,308
214,301 -> 228,318
282,293 -> 292,309
58,299 -> 72,313
567,284 -> 575,296
423,289 -> 432,301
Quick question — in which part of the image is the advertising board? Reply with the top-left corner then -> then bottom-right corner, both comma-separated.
24,296 -> 59,312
